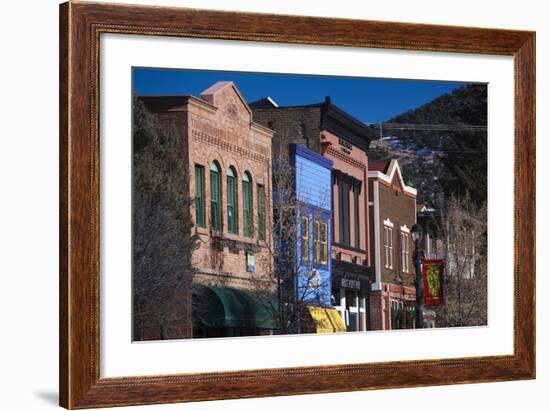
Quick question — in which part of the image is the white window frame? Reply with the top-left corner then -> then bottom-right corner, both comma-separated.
383,220 -> 393,269
401,231 -> 410,273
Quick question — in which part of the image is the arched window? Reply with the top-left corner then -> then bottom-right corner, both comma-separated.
226,167 -> 237,234
210,162 -> 221,231
242,172 -> 253,237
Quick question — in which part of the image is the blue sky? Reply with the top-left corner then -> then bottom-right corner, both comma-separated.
133,67 -> 472,124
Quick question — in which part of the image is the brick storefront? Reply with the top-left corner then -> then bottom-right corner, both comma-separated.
368,160 -> 417,330
141,81 -> 275,337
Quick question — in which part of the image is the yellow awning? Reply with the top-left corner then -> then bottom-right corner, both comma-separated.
306,306 -> 346,333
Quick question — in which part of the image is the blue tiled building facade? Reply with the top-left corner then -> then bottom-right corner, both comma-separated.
289,144 -> 334,307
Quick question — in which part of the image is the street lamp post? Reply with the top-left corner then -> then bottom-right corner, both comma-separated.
411,223 -> 424,329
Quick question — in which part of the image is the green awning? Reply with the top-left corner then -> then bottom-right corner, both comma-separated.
194,286 -> 277,329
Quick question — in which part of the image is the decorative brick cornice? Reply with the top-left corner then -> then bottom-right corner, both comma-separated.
326,146 -> 366,170
191,128 -> 269,164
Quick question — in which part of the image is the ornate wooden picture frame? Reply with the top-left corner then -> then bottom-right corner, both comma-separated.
59,1 -> 535,408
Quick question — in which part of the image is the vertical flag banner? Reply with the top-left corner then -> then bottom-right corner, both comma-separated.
423,259 -> 445,306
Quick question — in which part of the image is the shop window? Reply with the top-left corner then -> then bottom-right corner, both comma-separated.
390,300 -> 404,330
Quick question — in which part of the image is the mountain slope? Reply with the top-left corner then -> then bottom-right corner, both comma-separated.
369,84 -> 487,206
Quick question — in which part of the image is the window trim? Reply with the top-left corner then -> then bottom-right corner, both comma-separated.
209,162 -> 221,231
338,176 -> 351,246
401,231 -> 410,273
242,172 -> 253,237
194,164 -> 205,228
314,221 -> 320,264
301,216 -> 309,262
319,221 -> 328,265
383,222 -> 393,269
353,185 -> 360,248
226,167 -> 238,234
257,183 -> 266,241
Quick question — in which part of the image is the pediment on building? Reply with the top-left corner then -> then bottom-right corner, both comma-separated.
369,159 -> 417,197
200,81 -> 252,124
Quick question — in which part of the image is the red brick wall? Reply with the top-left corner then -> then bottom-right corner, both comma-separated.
369,291 -> 383,330
141,86 -> 275,292
322,130 -> 370,266
369,283 -> 416,330
186,86 -> 274,291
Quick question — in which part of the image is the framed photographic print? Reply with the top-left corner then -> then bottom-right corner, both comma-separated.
59,1 -> 535,409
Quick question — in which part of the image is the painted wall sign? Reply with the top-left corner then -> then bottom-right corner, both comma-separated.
338,137 -> 353,155
246,251 -> 255,272
341,277 -> 361,290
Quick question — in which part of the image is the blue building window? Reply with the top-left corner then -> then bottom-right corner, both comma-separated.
301,216 -> 309,262
320,221 -> 328,265
315,220 -> 328,265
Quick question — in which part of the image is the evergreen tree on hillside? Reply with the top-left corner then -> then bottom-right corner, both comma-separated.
370,84 -> 487,205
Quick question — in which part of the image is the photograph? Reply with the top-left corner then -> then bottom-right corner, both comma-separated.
131,68 -> 488,341
50,0 -> 537,408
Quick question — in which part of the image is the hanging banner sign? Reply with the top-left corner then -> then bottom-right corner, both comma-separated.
422,259 -> 445,306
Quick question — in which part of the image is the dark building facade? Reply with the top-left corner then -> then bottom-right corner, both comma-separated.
368,160 -> 417,330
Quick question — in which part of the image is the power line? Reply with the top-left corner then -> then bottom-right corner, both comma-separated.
367,122 -> 487,132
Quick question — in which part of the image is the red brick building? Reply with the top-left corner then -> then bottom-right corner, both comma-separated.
141,81 -> 276,338
368,159 -> 417,330
251,96 -> 372,331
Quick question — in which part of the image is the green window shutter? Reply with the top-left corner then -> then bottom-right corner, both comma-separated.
227,170 -> 237,234
210,165 -> 220,231
242,178 -> 252,237
195,165 -> 205,227
257,184 -> 265,240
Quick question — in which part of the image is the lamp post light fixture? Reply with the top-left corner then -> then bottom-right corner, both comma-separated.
411,223 -> 424,329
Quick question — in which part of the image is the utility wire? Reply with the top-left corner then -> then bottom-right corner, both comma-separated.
366,122 -> 487,132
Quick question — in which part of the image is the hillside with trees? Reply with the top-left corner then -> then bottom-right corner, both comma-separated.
368,84 -> 487,206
